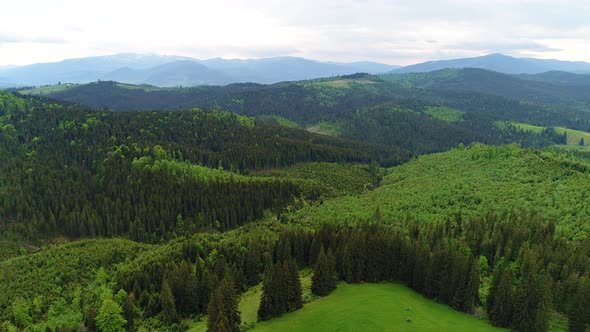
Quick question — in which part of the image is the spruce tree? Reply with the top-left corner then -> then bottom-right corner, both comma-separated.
459,256 -> 480,312
258,260 -> 302,320
160,280 -> 178,324
568,277 -> 590,332
312,246 -> 338,297
488,268 -> 513,327
275,238 -> 292,264
284,259 -> 303,312
171,259 -> 196,317
309,235 -> 322,266
341,243 -> 354,283
258,264 -> 279,321
122,292 -> 136,330
512,268 -> 549,332
196,258 -> 215,314
207,276 -> 240,332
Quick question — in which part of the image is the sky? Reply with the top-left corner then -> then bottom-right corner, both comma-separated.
0,0 -> 589,66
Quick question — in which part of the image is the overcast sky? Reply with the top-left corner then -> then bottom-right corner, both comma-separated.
1,0 -> 589,66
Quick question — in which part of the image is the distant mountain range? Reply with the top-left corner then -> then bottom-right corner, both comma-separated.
1,53 -> 589,88
391,53 -> 590,75
0,53 -> 400,87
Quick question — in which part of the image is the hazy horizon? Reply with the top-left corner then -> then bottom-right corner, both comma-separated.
1,0 -> 589,67
2,51 -> 590,69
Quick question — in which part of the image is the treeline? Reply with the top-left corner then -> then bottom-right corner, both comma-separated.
113,222 -> 482,331
121,212 -> 589,331
0,91 -> 407,240
3,209 -> 590,331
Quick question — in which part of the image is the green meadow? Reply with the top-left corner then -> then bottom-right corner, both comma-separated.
252,283 -> 504,332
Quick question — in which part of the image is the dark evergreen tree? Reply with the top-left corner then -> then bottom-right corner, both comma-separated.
207,276 -> 240,332
284,259 -> 303,312
258,259 -> 302,320
196,258 -> 215,314
453,255 -> 480,312
258,264 -> 280,321
122,292 -> 137,330
243,242 -> 262,286
312,246 -> 338,297
275,238 -> 292,264
160,280 -> 178,324
309,235 -> 322,266
170,259 -> 198,317
568,277 -> 590,332
488,268 -> 513,327
512,266 -> 550,332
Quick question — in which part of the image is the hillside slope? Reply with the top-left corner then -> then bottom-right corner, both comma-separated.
293,144 -> 590,239
23,77 -> 578,154
383,68 -> 590,110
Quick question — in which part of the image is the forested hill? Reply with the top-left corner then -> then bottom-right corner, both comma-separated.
0,91 -> 407,241
17,72 -> 586,154
293,144 -> 590,240
383,68 -> 590,112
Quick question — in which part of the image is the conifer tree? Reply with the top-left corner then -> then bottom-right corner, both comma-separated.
341,242 -> 354,283
488,268 -> 513,327
284,259 -> 303,312
512,268 -> 549,332
258,264 -> 279,321
122,292 -> 137,330
160,280 -> 178,324
171,259 -> 197,317
258,259 -> 302,320
207,276 -> 240,332
568,277 -> 590,332
312,246 -> 338,296
275,238 -> 292,264
309,235 -> 322,266
457,255 -> 480,312
196,258 -> 215,314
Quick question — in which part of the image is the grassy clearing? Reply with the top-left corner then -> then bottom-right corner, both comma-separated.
252,283 -> 504,332
306,121 -> 341,136
116,83 -> 168,92
187,270 -> 314,332
312,79 -> 377,89
514,122 -> 590,151
19,84 -> 77,95
424,106 -> 464,122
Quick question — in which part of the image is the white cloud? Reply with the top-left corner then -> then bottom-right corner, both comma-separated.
0,0 -> 588,65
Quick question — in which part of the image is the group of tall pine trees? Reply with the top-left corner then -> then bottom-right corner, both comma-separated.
258,259 -> 303,321
110,210 -> 590,332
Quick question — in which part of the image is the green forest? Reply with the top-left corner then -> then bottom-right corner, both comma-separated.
2,68 -> 590,332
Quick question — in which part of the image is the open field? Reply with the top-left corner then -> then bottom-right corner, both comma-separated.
187,270 -> 314,331
252,283 -> 505,332
311,79 -> 377,88
514,121 -> 590,151
19,84 -> 77,95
